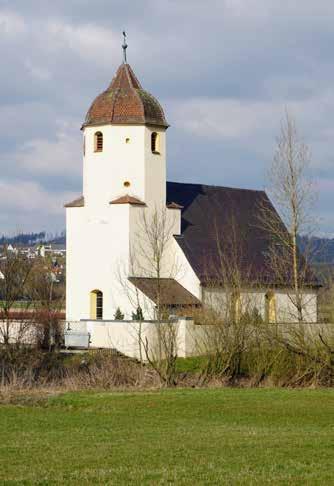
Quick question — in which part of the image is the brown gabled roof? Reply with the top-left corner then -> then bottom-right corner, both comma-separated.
129,277 -> 201,307
167,181 -> 319,288
83,63 -> 168,129
64,196 -> 85,208
110,195 -> 146,206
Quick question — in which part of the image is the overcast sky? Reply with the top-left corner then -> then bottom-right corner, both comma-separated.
1,1 -> 334,236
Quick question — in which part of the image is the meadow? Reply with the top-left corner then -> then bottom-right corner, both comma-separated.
1,388 -> 333,484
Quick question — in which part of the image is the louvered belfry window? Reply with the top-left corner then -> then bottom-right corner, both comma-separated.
94,131 -> 103,152
151,132 -> 159,153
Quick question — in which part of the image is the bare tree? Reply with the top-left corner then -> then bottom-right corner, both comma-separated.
0,246 -> 34,347
0,246 -> 35,387
129,206 -> 183,386
253,112 -> 334,385
28,258 -> 65,351
259,111 -> 318,322
193,214 -> 264,383
134,207 -> 180,316
115,249 -> 148,363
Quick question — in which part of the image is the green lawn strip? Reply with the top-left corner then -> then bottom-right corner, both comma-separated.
175,356 -> 207,373
0,301 -> 36,309
0,389 -> 333,484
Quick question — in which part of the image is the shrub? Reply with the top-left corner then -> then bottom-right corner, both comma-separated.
114,307 -> 124,320
132,306 -> 144,321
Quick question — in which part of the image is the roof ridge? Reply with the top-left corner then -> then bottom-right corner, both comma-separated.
125,64 -> 142,89
167,180 -> 266,194
109,86 -> 120,123
109,63 -> 142,90
123,64 -> 133,87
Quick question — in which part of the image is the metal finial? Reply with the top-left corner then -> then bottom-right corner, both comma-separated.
122,31 -> 128,64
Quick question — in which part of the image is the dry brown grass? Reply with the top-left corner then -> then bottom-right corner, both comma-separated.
62,350 -> 159,390
0,349 -> 161,403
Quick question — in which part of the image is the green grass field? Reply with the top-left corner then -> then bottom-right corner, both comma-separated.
1,389 -> 333,484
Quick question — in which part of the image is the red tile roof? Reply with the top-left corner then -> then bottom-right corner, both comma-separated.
109,195 -> 146,206
64,196 -> 85,208
167,202 -> 184,209
83,64 -> 168,129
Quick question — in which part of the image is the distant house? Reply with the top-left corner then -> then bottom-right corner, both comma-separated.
7,244 -> 17,254
37,244 -> 66,258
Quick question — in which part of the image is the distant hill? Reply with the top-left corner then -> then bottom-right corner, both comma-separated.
298,236 -> 334,264
1,231 -> 333,263
0,231 -> 65,246
47,232 -> 66,245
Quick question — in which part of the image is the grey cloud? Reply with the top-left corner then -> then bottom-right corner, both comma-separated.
0,1 -> 334,234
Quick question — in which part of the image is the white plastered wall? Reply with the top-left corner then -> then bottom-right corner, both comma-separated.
127,203 -> 200,300
144,127 -> 166,205
67,122 -> 168,322
83,125 -> 166,209
65,318 -> 202,359
66,204 -> 141,321
202,287 -> 318,322
170,236 -> 201,300
275,289 -> 318,322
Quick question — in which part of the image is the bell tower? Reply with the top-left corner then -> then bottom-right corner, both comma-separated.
82,61 -> 168,211
65,48 -> 169,322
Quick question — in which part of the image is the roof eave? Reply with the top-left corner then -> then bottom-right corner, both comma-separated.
82,121 -> 169,130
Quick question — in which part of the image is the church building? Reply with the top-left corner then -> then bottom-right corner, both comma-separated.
65,53 -> 319,331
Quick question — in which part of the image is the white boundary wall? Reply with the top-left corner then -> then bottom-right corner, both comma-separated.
65,318 -> 201,359
2,319 -> 333,360
64,318 -> 334,360
0,321 -> 38,344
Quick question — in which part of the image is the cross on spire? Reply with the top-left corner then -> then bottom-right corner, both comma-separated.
122,31 -> 128,64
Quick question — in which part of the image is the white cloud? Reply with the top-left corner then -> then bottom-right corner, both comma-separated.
0,0 -> 334,234
169,91 -> 334,163
46,21 -> 119,65
0,179 -> 75,215
24,60 -> 51,81
170,98 -> 280,139
16,122 -> 82,176
0,102 -> 58,138
0,10 -> 25,37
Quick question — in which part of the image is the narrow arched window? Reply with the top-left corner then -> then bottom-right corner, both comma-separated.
90,290 -> 103,320
151,132 -> 160,153
265,291 -> 276,323
94,131 -> 103,152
